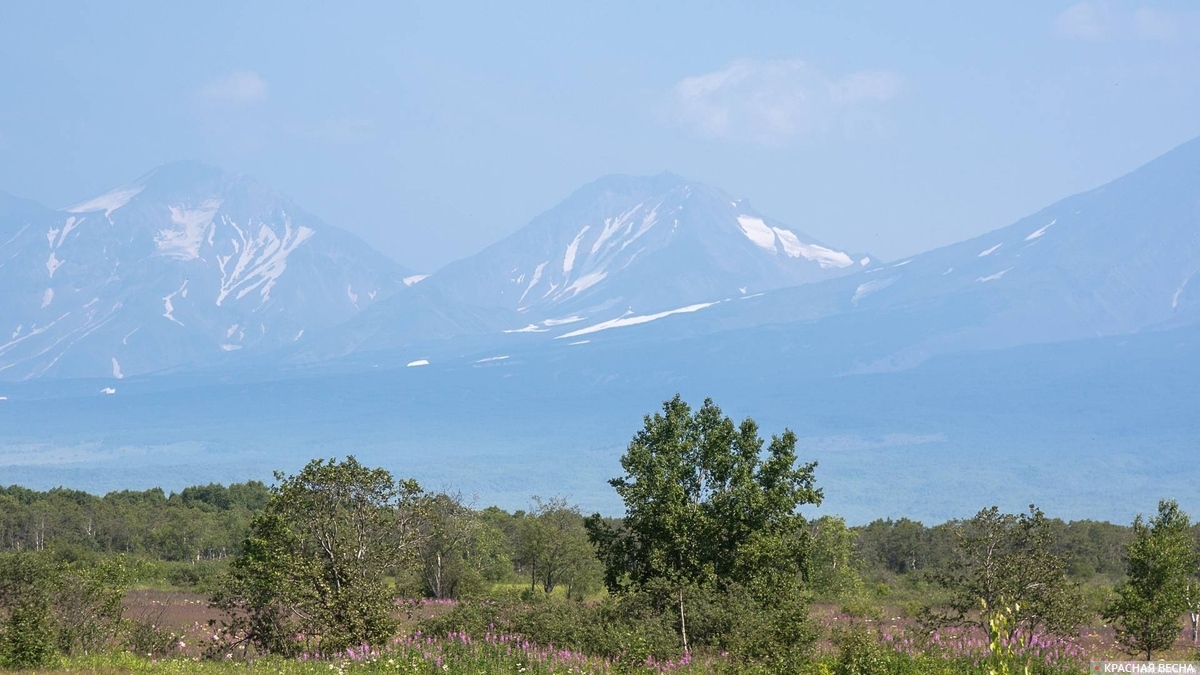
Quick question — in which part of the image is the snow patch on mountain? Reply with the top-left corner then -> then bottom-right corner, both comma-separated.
1173,273 -> 1195,309
158,200 -> 222,260
978,243 -> 1003,257
215,216 -> 314,306
977,268 -> 1013,283
773,228 -> 854,267
563,226 -> 590,274
67,186 -> 143,218
45,252 -> 62,278
542,315 -> 586,326
1,225 -> 29,249
557,302 -> 719,339
57,216 -> 80,246
562,271 -> 606,297
1025,219 -> 1055,241
591,214 -> 627,254
503,324 -> 549,334
852,277 -> 898,306
162,280 -> 188,326
736,216 -> 777,250
519,263 -> 547,304
622,206 -> 659,249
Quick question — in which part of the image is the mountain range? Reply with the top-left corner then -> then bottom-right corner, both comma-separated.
2,138 -> 1200,522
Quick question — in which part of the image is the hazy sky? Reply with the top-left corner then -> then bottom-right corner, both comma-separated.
2,1 -> 1200,271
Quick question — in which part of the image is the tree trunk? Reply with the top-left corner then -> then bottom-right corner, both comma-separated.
679,590 -> 690,657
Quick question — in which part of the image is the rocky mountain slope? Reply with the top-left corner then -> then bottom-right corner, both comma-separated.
0,161 -> 411,380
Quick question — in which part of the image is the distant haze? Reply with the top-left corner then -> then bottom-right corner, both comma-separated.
3,2 -> 1200,271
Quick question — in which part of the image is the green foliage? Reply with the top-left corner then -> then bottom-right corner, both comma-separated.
831,624 -> 888,675
588,395 -> 822,593
53,556 -> 132,655
586,395 -> 823,663
853,515 -> 1137,587
0,553 -> 58,670
806,516 -> 866,601
1104,499 -> 1199,660
854,517 -> 950,575
0,481 -> 269,562
122,616 -> 184,659
418,594 -> 680,662
720,582 -> 818,671
984,598 -> 1032,675
0,550 -> 130,668
927,505 -> 1085,640
0,598 -> 56,669
416,492 -> 509,599
513,496 -> 603,598
214,457 -> 425,657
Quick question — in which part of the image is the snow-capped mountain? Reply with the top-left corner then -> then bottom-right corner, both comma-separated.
315,172 -> 869,353
572,135 -> 1200,371
0,161 -> 411,380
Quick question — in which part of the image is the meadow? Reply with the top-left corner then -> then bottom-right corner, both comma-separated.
2,399 -> 1199,673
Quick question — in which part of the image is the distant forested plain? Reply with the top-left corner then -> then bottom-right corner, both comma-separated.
1,397 -> 1198,674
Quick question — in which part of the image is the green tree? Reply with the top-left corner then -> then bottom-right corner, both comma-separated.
214,457 -> 425,657
806,516 -> 864,600
1105,499 -> 1198,660
928,505 -> 1084,641
586,395 -> 822,659
514,496 -> 601,597
417,492 -> 508,599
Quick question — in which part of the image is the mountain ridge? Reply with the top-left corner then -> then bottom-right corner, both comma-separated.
299,170 -> 871,357
0,161 -> 412,380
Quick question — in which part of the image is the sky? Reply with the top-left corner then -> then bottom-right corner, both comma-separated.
2,1 -> 1200,271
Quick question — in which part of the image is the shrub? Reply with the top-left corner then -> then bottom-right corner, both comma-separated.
417,592 -> 680,662
0,600 -> 56,669
122,615 -> 183,659
832,624 -> 888,675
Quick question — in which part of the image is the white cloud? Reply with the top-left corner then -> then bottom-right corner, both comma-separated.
1055,1 -> 1117,39
668,58 -> 903,146
193,70 -> 269,106
1056,2 -> 1200,41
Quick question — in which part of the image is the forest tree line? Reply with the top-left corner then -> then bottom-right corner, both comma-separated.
1,479 -> 1192,592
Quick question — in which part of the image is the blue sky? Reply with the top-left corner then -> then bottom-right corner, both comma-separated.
2,1 -> 1199,270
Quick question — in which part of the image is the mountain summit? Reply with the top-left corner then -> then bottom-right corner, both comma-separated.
425,172 -> 868,317
0,161 -> 411,380
321,172 -> 869,353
